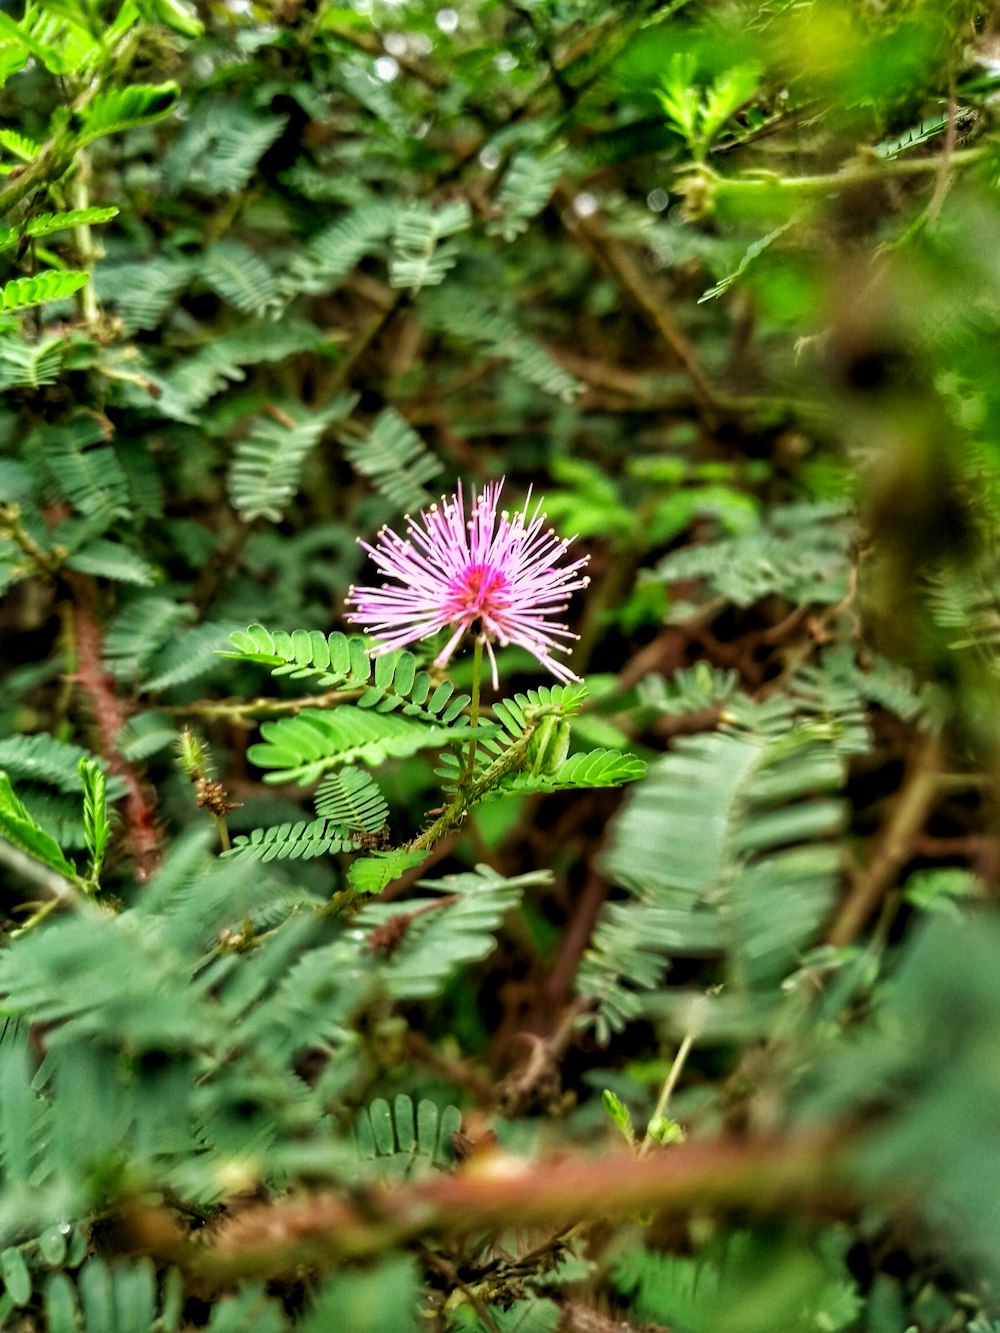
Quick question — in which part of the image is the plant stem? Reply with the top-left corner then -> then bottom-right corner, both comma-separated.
408,716 -> 542,852
462,635 -> 484,788
639,1032 -> 694,1157
71,155 -> 101,326
214,815 -> 232,853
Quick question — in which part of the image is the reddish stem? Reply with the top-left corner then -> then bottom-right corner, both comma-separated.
67,575 -> 160,880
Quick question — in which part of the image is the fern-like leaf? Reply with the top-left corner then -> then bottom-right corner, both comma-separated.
578,727 -> 845,1037
0,736 -> 123,797
0,207 -> 119,254
104,595 -> 191,683
314,766 -> 388,833
340,408 -> 442,513
0,333 -> 67,389
355,865 -> 551,999
489,683 -> 589,751
75,82 -> 180,146
347,848 -> 429,896
0,270 -> 89,313
65,539 -> 157,586
228,817 -> 356,862
247,706 -> 477,785
0,129 -> 38,163
353,1094 -> 461,1176
0,773 -> 77,880
389,200 -> 470,291
487,147 -> 566,242
221,624 -> 473,725
30,416 -> 130,519
94,256 -> 194,334
228,397 -> 357,523
141,621 -> 240,693
423,289 -> 582,402
200,240 -> 280,316
653,502 -> 852,612
486,748 -> 646,799
79,758 -> 109,889
149,319 -> 329,422
290,201 -> 399,294
162,105 -> 287,195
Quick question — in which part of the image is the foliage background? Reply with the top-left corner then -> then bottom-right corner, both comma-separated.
3,0 -> 1000,1329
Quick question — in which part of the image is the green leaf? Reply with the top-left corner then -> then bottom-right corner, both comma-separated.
228,817 -> 355,862
0,207 -> 119,253
0,771 -> 76,880
389,200 -> 470,291
0,270 -> 89,312
44,1274 -> 78,1333
355,865 -> 550,999
0,332 -> 68,389
248,706 -> 472,784
228,398 -> 357,523
0,129 -> 38,163
314,766 -> 388,833
578,725 -> 845,1035
347,848 -> 428,896
602,1088 -> 635,1145
290,200 -> 399,294
65,540 -> 157,586
1,1245 -> 31,1306
200,240 -> 280,316
340,408 -> 442,513
75,82 -> 180,147
0,735 -> 123,796
485,748 -> 647,800
487,146 -> 566,242
352,1094 -> 460,1173
79,757 -> 110,889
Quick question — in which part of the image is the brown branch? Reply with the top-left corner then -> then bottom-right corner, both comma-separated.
156,1128 -> 847,1281
496,997 -> 590,1116
554,184 -> 721,424
543,869 -> 610,1010
826,730 -> 943,948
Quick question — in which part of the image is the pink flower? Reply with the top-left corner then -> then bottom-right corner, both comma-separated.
346,481 -> 590,686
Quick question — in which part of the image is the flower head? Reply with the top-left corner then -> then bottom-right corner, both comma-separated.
346,481 -> 590,686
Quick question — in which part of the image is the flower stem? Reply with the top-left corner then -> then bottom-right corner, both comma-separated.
462,635 -> 484,789
639,1032 -> 694,1157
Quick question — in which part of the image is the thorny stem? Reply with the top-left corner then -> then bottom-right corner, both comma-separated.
408,714 -> 543,852
160,1128 -> 846,1280
639,1032 -> 695,1157
462,636 -> 484,788
67,575 -> 161,879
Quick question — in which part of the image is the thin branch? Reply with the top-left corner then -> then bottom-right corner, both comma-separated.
926,77 -> 958,225
639,1032 -> 694,1157
66,575 -> 160,880
165,1127 -> 847,1281
165,686 -> 356,722
826,730 -> 943,948
554,184 -> 722,423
